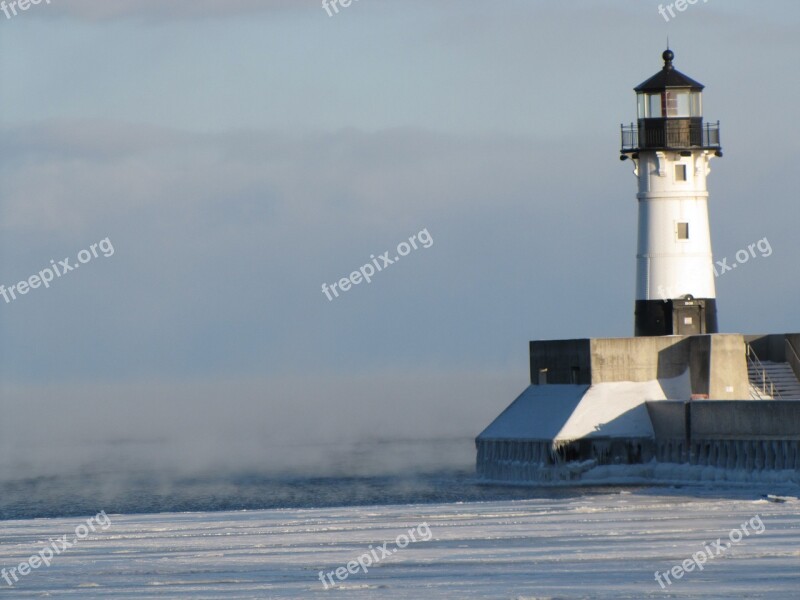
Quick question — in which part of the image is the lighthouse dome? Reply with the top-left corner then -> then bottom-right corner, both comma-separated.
635,50 -> 705,92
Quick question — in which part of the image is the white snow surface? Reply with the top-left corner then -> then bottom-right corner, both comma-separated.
478,384 -> 589,440
478,372 -> 691,442
1,489 -> 798,599
557,371 -> 691,441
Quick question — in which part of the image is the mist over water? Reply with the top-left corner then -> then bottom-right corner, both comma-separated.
0,372 -> 556,519
0,437 -> 597,521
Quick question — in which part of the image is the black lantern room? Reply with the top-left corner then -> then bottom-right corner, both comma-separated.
621,50 -> 722,156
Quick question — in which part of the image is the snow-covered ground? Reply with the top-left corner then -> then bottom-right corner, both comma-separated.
0,489 -> 798,598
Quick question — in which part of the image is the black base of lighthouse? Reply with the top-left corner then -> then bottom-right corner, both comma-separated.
635,297 -> 718,337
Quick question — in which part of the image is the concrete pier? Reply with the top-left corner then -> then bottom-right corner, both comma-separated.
477,333 -> 800,482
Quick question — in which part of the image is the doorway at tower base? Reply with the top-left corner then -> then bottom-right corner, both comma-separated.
635,297 -> 718,336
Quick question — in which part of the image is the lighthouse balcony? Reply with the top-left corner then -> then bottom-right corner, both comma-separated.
621,120 -> 721,153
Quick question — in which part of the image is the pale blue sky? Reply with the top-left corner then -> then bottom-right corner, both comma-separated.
1,1 -> 799,469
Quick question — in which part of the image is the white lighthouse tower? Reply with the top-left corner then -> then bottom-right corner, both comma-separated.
476,49 -> 800,486
621,49 -> 723,336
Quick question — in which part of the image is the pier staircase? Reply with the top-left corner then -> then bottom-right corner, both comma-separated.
747,344 -> 800,400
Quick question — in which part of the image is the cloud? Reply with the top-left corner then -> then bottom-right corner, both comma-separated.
1,120 -> 595,378
0,119 -> 561,238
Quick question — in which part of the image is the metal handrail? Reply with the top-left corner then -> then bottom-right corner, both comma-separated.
746,344 -> 782,400
620,121 -> 721,152
785,339 -> 800,383
786,339 -> 800,365
621,124 -> 638,151
745,345 -> 766,400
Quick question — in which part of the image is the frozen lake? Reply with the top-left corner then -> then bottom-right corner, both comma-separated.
1,488 -> 797,598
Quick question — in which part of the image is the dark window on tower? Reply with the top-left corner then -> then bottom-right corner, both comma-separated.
675,164 -> 687,181
678,222 -> 689,240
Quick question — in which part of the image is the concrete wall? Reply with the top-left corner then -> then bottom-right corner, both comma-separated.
786,334 -> 800,381
646,401 -> 685,439
529,339 -> 591,385
745,334 -> 786,362
530,334 -> 749,399
588,336 -> 689,384
690,401 -> 800,439
588,335 -> 747,399
708,334 -> 750,399
647,400 -> 800,441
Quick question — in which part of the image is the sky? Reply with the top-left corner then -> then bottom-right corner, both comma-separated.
1,0 -> 799,475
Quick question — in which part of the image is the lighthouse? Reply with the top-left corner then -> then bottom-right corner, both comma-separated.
476,49 -> 800,485
621,49 -> 723,336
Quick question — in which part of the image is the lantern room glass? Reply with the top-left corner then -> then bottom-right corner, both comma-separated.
637,91 -> 702,118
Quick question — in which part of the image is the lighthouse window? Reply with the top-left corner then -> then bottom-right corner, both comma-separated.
676,92 -> 691,117
675,164 -> 687,181
662,91 -> 691,117
647,93 -> 663,118
690,91 -> 702,117
677,222 -> 689,240
664,91 -> 677,116
639,91 -> 699,118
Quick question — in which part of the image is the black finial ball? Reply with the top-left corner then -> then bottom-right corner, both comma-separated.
663,49 -> 675,63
